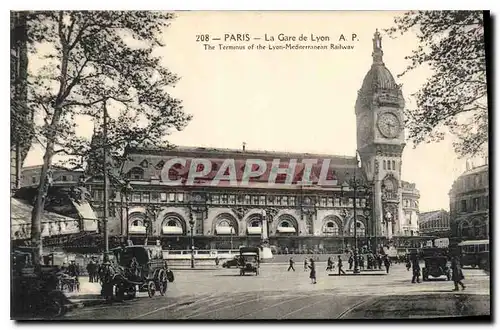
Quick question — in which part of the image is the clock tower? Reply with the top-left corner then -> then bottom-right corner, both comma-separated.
355,30 -> 406,240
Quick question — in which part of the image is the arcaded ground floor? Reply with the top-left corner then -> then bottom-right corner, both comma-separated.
128,235 -> 392,254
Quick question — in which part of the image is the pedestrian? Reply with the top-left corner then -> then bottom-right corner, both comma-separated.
359,255 -> 365,270
308,258 -> 317,284
288,257 -> 295,271
377,254 -> 383,270
215,256 -> 219,267
304,258 -> 308,272
451,256 -> 466,291
411,256 -> 421,283
337,255 -> 346,275
348,254 -> 353,270
326,257 -> 333,271
384,256 -> 391,274
87,260 -> 95,283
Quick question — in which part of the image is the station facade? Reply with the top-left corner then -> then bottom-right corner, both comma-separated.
86,31 -> 421,253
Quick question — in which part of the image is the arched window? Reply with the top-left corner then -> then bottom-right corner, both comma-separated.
383,160 -> 386,170
323,221 -> 340,236
460,221 -> 471,237
128,167 -> 145,180
473,220 -> 485,238
250,220 -> 261,227
219,219 -> 232,227
349,220 -> 366,237
132,220 -> 143,227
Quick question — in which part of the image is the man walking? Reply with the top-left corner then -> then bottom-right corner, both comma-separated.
304,258 -> 309,272
288,257 -> 295,271
348,254 -> 354,270
451,256 -> 466,291
337,255 -> 346,275
383,255 -> 391,274
87,260 -> 95,283
411,255 -> 421,283
326,257 -> 334,272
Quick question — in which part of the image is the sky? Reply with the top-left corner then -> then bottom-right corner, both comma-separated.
23,11 -> 488,212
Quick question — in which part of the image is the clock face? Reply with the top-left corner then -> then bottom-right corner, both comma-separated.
377,112 -> 401,139
358,115 -> 371,144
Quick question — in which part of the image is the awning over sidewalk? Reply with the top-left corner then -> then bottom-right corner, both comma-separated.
247,226 -> 262,235
215,226 -> 236,235
71,200 -> 98,232
11,198 -> 80,240
162,226 -> 183,235
277,226 -> 296,233
129,225 -> 147,234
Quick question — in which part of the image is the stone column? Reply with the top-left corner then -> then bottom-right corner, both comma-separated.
261,213 -> 269,242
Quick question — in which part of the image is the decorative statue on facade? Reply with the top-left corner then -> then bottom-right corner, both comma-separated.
232,206 -> 249,220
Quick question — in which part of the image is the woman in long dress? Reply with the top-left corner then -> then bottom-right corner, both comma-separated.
308,258 -> 317,284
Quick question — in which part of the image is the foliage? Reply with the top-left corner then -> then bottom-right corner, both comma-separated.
28,11 -> 191,172
22,11 -> 192,263
386,11 -> 487,157
11,12 -> 34,157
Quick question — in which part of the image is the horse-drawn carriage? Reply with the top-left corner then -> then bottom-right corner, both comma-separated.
101,245 -> 174,301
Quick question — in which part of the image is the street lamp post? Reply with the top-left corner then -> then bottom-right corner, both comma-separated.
230,223 -> 234,251
342,150 -> 370,274
189,219 -> 195,269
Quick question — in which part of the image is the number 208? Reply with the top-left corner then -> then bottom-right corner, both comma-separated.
196,35 -> 210,42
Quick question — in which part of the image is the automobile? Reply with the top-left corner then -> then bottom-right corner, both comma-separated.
222,256 -> 241,268
239,247 -> 260,276
422,256 -> 452,281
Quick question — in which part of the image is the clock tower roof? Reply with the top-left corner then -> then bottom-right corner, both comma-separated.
359,29 -> 398,93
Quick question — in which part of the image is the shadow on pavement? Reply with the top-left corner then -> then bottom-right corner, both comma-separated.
214,274 -> 259,277
329,273 -> 387,276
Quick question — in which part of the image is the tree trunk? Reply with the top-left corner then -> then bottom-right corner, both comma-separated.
30,142 -> 54,265
30,107 -> 63,265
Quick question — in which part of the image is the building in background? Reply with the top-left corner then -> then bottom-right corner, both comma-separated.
20,165 -> 84,189
401,181 -> 420,236
419,210 -> 450,237
449,160 -> 489,242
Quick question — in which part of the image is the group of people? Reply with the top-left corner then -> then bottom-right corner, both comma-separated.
287,253 -> 393,284
86,258 -> 106,284
406,254 -> 466,291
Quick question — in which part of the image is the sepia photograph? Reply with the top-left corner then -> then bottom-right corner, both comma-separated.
9,10 -> 491,320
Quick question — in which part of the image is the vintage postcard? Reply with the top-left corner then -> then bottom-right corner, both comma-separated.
10,10 -> 490,320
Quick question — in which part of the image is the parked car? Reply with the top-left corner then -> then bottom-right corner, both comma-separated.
222,257 -> 240,268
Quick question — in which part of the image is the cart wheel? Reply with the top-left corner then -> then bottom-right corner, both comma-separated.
148,281 -> 156,298
45,296 -> 65,318
115,285 -> 125,302
157,270 -> 168,296
126,285 -> 137,299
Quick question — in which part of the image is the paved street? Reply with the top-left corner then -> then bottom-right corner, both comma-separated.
63,263 -> 490,320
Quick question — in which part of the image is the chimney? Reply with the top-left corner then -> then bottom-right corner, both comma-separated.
466,159 -> 471,171
242,142 -> 246,152
485,156 -> 489,166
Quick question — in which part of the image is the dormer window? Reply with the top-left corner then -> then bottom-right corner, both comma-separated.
168,169 -> 179,181
155,160 -> 165,170
128,167 -> 145,180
